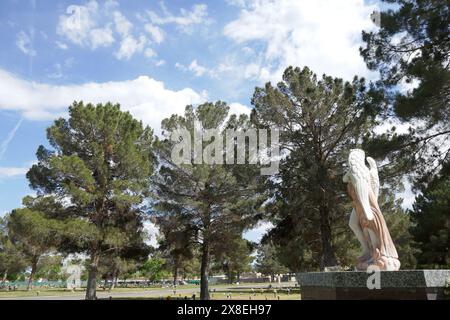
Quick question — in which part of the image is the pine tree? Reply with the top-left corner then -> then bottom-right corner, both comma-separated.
153,102 -> 264,299
410,162 -> 450,268
254,242 -> 289,281
361,0 -> 450,180
251,66 -> 385,269
0,217 -> 27,286
6,207 -> 62,290
26,102 -> 155,299
213,236 -> 255,283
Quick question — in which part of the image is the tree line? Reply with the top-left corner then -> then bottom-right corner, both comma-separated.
0,0 -> 448,300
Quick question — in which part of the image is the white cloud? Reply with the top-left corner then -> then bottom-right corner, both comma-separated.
175,62 -> 187,71
155,59 -> 166,66
397,180 -> 416,210
0,167 -> 28,179
89,26 -> 115,49
55,41 -> 69,50
57,1 -> 116,50
224,0 -> 378,82
113,10 -> 133,37
57,0 -> 99,46
188,59 -> 207,77
144,23 -> 165,44
48,63 -> 63,79
0,118 -> 23,159
0,68 -> 207,133
147,3 -> 210,32
144,221 -> 159,248
57,1 -> 208,59
176,59 -> 217,78
226,0 -> 252,8
144,48 -> 157,58
229,102 -> 251,116
16,30 -> 36,56
398,78 -> 421,95
243,221 -> 273,243
115,35 -> 147,60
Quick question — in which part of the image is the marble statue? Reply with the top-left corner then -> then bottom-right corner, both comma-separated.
343,149 -> 400,271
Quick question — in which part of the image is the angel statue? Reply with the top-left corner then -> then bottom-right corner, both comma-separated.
343,149 -> 400,271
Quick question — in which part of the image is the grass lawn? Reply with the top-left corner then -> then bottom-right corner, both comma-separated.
0,283 -> 300,300
0,288 -> 85,298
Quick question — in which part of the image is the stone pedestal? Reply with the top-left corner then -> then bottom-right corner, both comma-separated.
296,270 -> 450,300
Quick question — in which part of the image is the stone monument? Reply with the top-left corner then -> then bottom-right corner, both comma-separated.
295,149 -> 450,300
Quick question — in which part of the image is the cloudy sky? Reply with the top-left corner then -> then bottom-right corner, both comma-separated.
0,0 -> 383,242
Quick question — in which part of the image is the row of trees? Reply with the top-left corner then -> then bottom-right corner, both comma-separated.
0,0 -> 448,299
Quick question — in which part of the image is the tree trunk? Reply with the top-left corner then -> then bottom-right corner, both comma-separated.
319,205 -> 338,269
85,251 -> 100,300
173,264 -> 179,286
200,240 -> 210,300
27,256 -> 39,291
109,271 -> 117,291
1,269 -> 8,286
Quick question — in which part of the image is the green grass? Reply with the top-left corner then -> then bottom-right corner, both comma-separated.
0,282 -> 299,300
0,288 -> 85,298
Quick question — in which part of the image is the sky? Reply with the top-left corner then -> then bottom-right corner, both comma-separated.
0,0 -> 394,243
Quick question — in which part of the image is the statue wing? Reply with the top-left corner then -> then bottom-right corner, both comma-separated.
366,157 -> 380,199
348,151 -> 374,221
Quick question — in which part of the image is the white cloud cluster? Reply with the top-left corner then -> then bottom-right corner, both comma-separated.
229,102 -> 250,116
57,1 -> 114,49
113,10 -> 133,37
115,34 -> 147,60
147,3 -> 210,33
144,24 -> 165,44
56,1 -> 148,60
111,10 -> 150,61
0,167 -> 28,179
16,30 -> 36,56
0,68 -> 207,133
175,59 -> 219,78
56,1 -> 210,61
224,0 -> 378,82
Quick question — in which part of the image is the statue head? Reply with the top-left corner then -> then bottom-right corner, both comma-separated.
349,148 -> 365,165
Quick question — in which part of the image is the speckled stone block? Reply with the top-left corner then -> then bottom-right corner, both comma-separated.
296,270 -> 450,300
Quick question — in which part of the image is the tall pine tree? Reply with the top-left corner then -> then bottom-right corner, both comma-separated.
153,102 -> 264,299
27,102 -> 155,299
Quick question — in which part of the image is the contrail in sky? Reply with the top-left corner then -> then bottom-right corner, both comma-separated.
0,118 -> 23,160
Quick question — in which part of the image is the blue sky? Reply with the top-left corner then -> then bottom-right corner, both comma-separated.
0,0 -> 389,242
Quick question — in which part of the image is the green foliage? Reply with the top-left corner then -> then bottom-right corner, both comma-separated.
26,101 -> 155,299
153,101 -> 264,299
379,192 -> 418,269
361,0 -> 450,179
254,242 -> 289,278
7,208 -> 61,263
251,66 -> 385,269
213,236 -> 255,282
410,163 -> 450,268
35,255 -> 64,281
0,217 -> 27,282
140,254 -> 171,281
